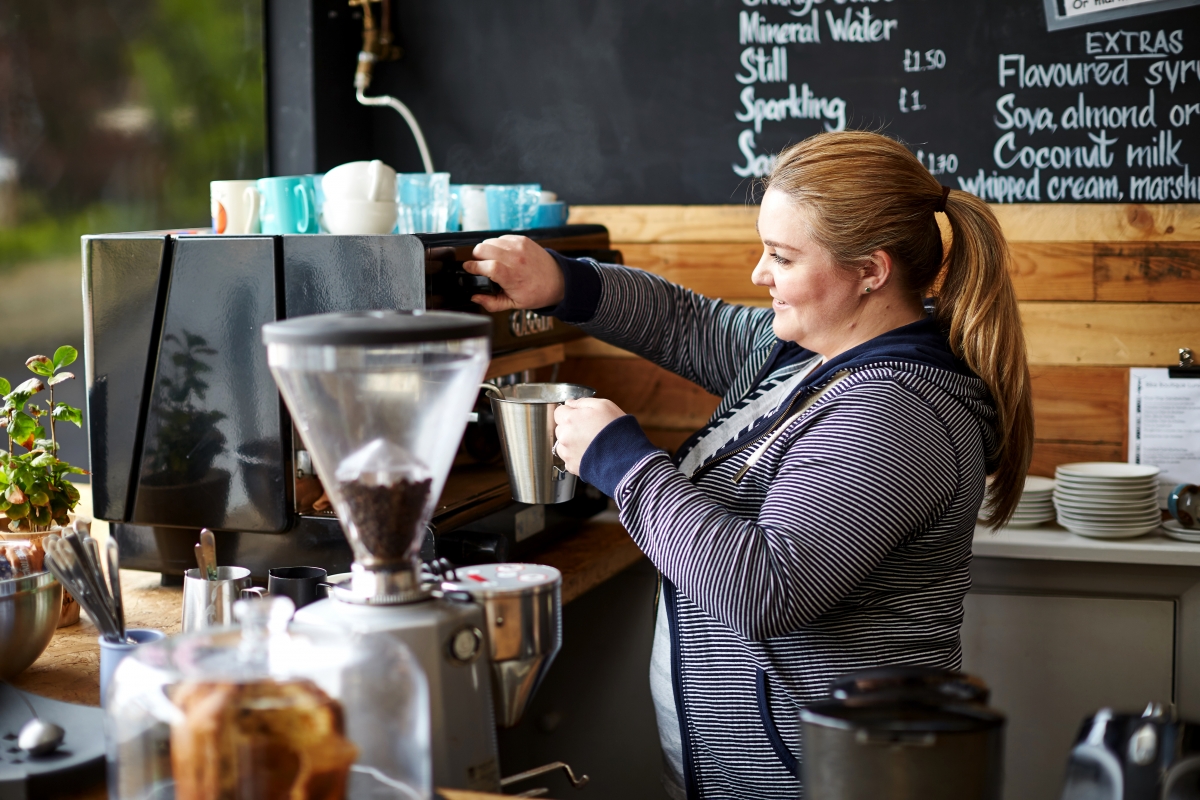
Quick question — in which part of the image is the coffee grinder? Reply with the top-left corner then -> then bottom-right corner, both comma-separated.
262,309 -> 571,794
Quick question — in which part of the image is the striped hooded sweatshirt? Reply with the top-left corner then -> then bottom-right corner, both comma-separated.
546,254 -> 999,800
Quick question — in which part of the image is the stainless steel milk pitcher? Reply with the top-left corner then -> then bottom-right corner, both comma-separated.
483,383 -> 596,504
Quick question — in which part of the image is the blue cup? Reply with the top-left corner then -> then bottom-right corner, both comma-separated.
532,202 -> 569,228
306,173 -> 327,232
396,172 -> 451,233
258,176 -> 319,234
447,185 -> 464,232
99,628 -> 165,706
485,184 -> 541,230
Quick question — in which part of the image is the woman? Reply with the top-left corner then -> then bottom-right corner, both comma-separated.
465,131 -> 1032,799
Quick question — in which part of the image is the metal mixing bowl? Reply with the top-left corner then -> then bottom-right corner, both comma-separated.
0,571 -> 63,679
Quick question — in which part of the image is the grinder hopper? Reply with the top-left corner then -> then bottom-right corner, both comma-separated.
263,310 -> 491,603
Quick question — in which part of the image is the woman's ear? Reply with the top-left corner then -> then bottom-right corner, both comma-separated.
860,250 -> 895,291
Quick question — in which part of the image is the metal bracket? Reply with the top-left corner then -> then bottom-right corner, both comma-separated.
1170,348 -> 1200,379
501,761 -> 590,794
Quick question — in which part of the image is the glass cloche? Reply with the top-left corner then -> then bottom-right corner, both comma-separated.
105,596 -> 431,800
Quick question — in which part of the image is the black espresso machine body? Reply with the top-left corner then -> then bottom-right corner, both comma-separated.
82,225 -> 617,577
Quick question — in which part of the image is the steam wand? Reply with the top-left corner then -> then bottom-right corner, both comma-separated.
350,0 -> 435,174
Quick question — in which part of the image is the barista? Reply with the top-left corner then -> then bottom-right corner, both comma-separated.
464,130 -> 1032,800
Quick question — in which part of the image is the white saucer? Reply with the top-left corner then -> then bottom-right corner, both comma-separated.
1062,521 -> 1159,539
1057,509 -> 1164,525
1054,488 -> 1159,502
1056,462 -> 1161,480
1007,518 -> 1054,528
1053,481 -> 1160,497
1053,500 -> 1162,516
1162,519 -> 1200,542
1024,476 -> 1056,493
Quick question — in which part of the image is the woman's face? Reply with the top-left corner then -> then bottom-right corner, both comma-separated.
752,188 -> 865,356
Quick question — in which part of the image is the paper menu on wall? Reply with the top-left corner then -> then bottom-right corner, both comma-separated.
1129,368 -> 1200,505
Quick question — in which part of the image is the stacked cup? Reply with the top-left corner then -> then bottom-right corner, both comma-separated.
397,172 -> 451,233
257,175 -> 320,235
321,160 -> 399,234
485,184 -> 541,230
210,180 -> 260,234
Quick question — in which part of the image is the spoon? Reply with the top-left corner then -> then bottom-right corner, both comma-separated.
5,684 -> 64,756
199,528 -> 218,581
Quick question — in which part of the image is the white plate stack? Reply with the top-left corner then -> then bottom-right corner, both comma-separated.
1008,476 -> 1056,527
1053,462 -> 1162,539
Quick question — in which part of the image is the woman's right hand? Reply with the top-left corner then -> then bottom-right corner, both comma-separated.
462,235 -> 565,312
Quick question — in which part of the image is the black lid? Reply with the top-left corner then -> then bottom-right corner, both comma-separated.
802,666 -> 1003,734
831,667 -> 990,705
262,310 -> 492,346
800,698 -> 1005,734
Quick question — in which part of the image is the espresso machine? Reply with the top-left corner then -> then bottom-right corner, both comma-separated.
81,225 -> 617,578
260,309 -> 575,793
1060,704 -> 1200,800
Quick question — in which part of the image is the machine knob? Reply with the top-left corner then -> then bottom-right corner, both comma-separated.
448,626 -> 483,664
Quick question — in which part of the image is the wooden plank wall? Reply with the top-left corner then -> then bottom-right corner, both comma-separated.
560,204 -> 1200,477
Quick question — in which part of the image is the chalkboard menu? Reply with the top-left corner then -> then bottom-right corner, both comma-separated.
371,1 -> 1200,204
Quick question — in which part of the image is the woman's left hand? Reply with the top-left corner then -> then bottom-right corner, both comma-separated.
553,398 -> 627,475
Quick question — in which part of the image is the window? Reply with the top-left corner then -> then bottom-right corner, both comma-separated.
0,0 -> 266,474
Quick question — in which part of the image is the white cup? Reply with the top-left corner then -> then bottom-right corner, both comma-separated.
210,180 -> 260,234
323,199 -> 399,234
322,160 -> 397,202
460,185 -> 489,231
539,190 -> 558,204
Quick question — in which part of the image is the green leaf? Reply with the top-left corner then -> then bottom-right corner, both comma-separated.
24,356 -> 53,378
29,454 -> 55,468
62,482 -> 80,502
52,404 -> 83,427
47,372 -> 74,387
10,378 -> 43,396
6,501 -> 27,519
0,378 -> 9,396
52,346 -> 77,370
61,465 -> 87,476
8,413 -> 37,450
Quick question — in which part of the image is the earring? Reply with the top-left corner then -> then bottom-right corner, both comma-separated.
863,286 -> 872,294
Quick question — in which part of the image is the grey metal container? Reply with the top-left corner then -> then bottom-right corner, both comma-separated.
181,566 -> 263,632
800,668 -> 1005,800
0,571 -> 63,680
486,383 -> 595,504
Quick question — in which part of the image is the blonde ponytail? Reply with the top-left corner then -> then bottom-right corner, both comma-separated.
765,131 -> 1033,527
937,191 -> 1033,526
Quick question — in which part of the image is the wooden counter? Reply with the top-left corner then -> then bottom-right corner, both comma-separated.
11,515 -> 641,707
7,484 -> 642,797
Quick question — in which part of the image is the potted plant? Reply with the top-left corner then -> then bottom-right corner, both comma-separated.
0,346 -> 86,532
0,345 -> 87,625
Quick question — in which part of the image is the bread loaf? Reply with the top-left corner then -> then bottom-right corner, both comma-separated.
170,678 -> 358,800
